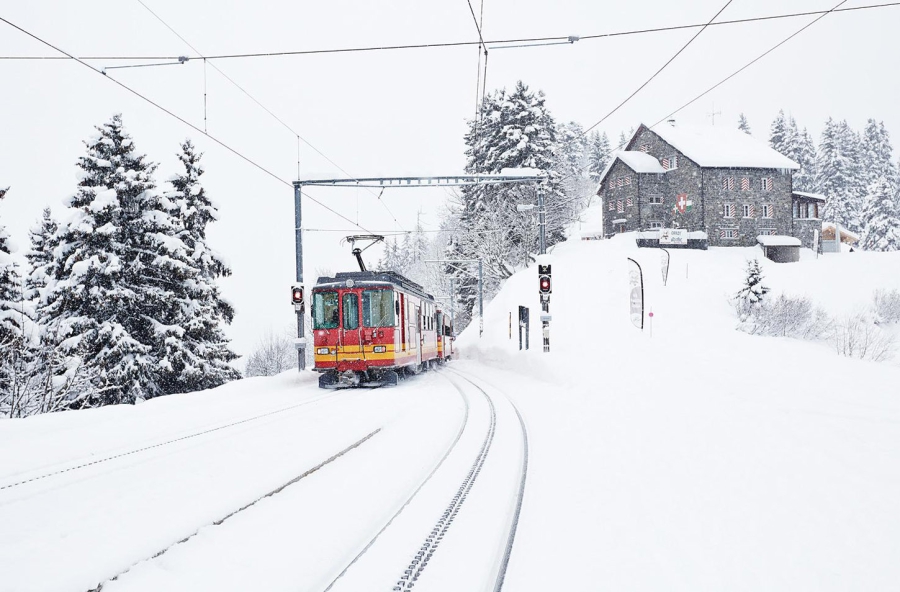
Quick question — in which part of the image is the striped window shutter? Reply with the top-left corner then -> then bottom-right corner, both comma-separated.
617,200 -> 624,212
719,228 -> 726,239
608,199 -> 615,211
609,179 -> 615,190
617,177 -> 624,188
748,205 -> 755,217
767,178 -> 774,190
626,196 -> 634,207
741,178 -> 750,191
662,158 -> 670,170
729,178 -> 735,190
625,176 -> 632,186
640,144 -> 649,153
722,178 -> 728,190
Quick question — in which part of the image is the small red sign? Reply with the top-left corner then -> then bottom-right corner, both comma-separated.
675,193 -> 688,214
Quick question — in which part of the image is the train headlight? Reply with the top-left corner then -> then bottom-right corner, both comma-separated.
373,346 -> 386,353
316,347 -> 330,355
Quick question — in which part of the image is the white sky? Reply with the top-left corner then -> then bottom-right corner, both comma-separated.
1,0 -> 898,360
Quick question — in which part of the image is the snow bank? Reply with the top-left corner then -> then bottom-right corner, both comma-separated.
456,234 -> 900,590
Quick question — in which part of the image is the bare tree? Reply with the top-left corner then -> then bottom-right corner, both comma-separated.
244,328 -> 297,377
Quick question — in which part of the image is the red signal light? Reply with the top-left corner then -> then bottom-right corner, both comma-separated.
539,275 -> 551,294
291,287 -> 303,304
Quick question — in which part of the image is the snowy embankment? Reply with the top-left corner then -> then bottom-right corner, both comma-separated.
456,232 -> 900,590
0,371 -> 468,592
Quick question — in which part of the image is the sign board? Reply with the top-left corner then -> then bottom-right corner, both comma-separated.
538,264 -> 551,275
659,228 -> 688,245
627,257 -> 644,330
660,248 -> 670,286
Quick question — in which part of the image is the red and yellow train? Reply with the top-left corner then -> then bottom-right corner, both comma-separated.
311,271 -> 454,388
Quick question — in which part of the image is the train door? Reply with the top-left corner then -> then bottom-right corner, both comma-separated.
414,305 -> 423,366
341,291 -> 362,362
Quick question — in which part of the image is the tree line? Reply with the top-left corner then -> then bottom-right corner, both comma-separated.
0,115 -> 239,418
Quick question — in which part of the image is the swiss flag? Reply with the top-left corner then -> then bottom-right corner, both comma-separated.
675,193 -> 688,214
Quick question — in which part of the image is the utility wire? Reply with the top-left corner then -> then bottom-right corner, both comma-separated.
583,0 -> 734,135
0,15 -> 371,234
650,0 -> 851,129
3,3 -> 896,61
133,0 -> 405,231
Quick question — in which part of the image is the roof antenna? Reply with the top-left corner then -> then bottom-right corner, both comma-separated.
342,235 -> 385,272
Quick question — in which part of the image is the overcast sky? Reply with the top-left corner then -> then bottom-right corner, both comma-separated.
1,0 -> 897,360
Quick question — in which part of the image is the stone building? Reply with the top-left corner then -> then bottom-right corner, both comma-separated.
597,121 -> 823,248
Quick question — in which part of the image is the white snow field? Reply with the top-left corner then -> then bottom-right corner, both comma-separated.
2,228 -> 900,592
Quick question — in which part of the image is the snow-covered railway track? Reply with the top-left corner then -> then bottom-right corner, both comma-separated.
0,391 -> 340,493
447,368 -> 530,592
88,428 -> 382,592
391,371 -> 498,591
322,368 -> 528,592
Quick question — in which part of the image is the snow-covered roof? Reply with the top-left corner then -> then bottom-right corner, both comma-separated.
612,218 -> 627,224
792,190 -> 827,202
595,150 -> 665,192
637,230 -> 708,240
757,235 -> 801,247
630,122 -> 800,170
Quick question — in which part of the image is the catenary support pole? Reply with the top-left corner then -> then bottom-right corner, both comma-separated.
293,182 -> 306,371
537,181 -> 546,255
478,259 -> 484,337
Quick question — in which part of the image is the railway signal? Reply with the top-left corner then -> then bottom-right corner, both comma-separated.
538,265 -> 552,296
291,285 -> 304,311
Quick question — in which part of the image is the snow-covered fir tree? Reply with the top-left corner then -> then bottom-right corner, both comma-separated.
817,118 -> 865,231
25,208 -> 57,306
794,126 -> 818,192
860,176 -> 900,251
156,140 -> 241,394
0,188 -> 30,417
769,110 -> 789,154
738,113 -> 752,135
587,131 -> 611,182
735,259 -> 769,319
555,121 -> 593,211
41,115 -> 191,405
447,81 -> 570,324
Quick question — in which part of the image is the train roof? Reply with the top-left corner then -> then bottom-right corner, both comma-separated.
314,271 -> 434,301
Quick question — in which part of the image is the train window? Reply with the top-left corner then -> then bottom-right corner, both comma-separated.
342,293 -> 359,330
312,291 -> 339,329
362,289 -> 395,327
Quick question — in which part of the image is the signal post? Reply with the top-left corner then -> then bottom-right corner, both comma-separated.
538,263 -> 551,352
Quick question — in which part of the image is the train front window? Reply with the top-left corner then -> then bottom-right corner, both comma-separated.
343,293 -> 359,330
313,291 -> 339,329
362,289 -> 395,327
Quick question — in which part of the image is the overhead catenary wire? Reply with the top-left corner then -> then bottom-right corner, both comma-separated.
0,15 -> 372,234
4,3 -> 897,61
650,0 -> 851,129
132,0 -> 406,232
582,0 -> 735,136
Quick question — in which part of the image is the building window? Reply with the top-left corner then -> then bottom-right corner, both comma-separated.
649,221 -> 662,229
624,175 -> 632,186
626,196 -> 634,207
742,204 -> 750,217
740,177 -> 750,191
662,154 -> 678,170
649,196 -> 663,204
720,228 -> 738,240
811,202 -> 819,218
722,177 -> 735,191
793,201 -> 799,218
762,204 -> 773,218
617,200 -> 624,213
723,204 -> 734,218
760,228 -> 777,236
617,177 -> 623,188
609,179 -> 615,191
640,144 -> 650,153
608,199 -> 615,211
760,178 -> 773,191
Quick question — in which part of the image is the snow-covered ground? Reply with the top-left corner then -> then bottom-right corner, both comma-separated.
458,231 -> 900,590
2,229 -> 900,591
